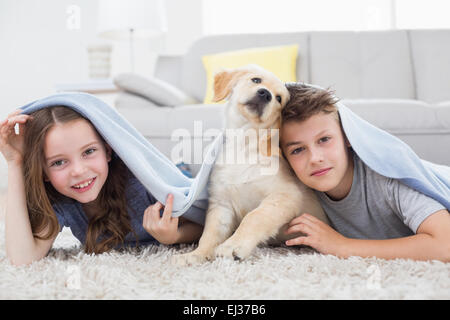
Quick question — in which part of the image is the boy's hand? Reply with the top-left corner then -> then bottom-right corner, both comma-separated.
285,213 -> 348,256
143,194 -> 180,245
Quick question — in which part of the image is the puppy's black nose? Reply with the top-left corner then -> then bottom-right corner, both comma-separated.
257,88 -> 272,102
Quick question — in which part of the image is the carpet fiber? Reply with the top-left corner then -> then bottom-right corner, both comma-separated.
0,189 -> 449,301
1,219 -> 449,300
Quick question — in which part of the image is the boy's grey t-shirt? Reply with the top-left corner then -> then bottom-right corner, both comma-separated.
315,154 -> 445,239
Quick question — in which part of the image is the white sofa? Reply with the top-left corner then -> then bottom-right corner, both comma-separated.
114,29 -> 450,169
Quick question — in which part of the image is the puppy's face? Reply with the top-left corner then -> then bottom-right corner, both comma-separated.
213,65 -> 290,129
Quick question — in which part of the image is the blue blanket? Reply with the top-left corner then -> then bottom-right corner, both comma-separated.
19,91 -> 449,222
20,92 -> 223,222
336,101 -> 450,209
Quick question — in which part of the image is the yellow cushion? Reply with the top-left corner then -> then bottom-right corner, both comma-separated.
202,44 -> 298,104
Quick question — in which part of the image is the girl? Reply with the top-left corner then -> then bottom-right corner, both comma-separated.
0,106 -> 203,266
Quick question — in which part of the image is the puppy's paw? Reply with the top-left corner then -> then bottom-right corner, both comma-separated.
214,242 -> 235,259
171,251 -> 211,266
215,240 -> 254,261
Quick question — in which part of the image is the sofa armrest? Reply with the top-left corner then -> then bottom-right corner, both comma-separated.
113,72 -> 198,106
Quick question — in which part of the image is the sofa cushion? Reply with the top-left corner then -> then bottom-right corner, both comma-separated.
201,44 -> 298,104
115,92 -> 159,109
434,101 -> 450,128
118,97 -> 447,138
116,102 -> 225,138
182,33 -> 310,101
341,99 -> 447,134
310,31 -> 415,99
409,30 -> 450,103
169,104 -> 225,137
115,97 -> 171,137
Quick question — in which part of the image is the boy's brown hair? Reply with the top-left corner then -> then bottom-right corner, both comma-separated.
281,82 -> 340,124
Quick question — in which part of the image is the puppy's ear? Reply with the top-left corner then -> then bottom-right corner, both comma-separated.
259,120 -> 282,157
213,70 -> 245,102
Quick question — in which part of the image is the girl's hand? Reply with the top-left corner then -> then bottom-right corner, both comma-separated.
285,213 -> 348,256
0,109 -> 32,165
143,194 -> 180,245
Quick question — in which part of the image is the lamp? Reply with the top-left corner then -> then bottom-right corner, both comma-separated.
97,0 -> 167,72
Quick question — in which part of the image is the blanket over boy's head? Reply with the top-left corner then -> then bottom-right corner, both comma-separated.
19,92 -> 223,223
287,82 -> 449,210
336,101 -> 450,210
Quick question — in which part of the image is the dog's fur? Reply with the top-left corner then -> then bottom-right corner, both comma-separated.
173,65 -> 329,265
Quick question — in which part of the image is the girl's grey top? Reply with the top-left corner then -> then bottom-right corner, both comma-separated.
53,174 -> 206,247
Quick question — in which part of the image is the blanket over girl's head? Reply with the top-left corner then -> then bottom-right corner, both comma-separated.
20,92 -> 223,223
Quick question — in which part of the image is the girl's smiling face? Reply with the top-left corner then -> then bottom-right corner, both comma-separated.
43,119 -> 111,204
281,112 -> 354,200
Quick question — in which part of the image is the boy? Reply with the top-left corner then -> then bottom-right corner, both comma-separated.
280,82 -> 450,262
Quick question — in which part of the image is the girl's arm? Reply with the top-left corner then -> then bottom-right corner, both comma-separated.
5,162 -> 57,266
174,217 -> 203,244
1,112 -> 56,265
285,210 -> 450,262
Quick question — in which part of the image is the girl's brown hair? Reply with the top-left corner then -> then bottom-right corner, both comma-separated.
23,106 -> 135,254
281,83 -> 340,124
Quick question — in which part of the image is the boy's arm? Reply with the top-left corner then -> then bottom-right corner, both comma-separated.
340,209 -> 450,261
286,210 -> 450,262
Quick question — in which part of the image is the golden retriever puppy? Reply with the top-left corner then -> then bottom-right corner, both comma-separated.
173,65 -> 329,265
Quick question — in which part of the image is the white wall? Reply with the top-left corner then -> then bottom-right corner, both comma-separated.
0,0 -> 203,189
0,0 -> 202,115
0,0 -> 94,115
203,0 -> 393,34
0,0 -> 99,189
163,0 -> 203,55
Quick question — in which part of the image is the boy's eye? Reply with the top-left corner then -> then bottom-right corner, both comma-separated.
276,95 -> 282,103
251,77 -> 262,84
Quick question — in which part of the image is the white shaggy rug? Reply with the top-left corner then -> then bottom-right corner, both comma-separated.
0,201 -> 449,300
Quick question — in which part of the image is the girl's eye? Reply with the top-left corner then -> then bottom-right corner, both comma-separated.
51,160 -> 66,167
291,147 -> 304,155
84,148 -> 96,156
251,78 -> 262,84
276,95 -> 282,103
319,137 -> 331,143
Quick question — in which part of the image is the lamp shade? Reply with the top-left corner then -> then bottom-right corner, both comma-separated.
97,0 -> 167,40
